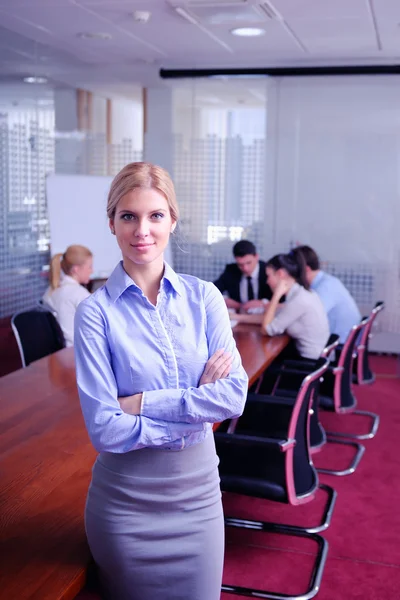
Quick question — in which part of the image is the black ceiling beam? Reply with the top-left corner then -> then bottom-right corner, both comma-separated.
159,64 -> 400,79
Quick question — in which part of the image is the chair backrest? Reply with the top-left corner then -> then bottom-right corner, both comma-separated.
358,301 -> 385,352
333,317 -> 368,411
38,298 -> 56,314
271,333 -> 339,396
321,333 -> 340,359
287,358 -> 329,503
11,307 -> 66,368
354,301 -> 385,384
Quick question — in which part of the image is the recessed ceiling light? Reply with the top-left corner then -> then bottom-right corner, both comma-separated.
77,32 -> 112,40
23,76 -> 48,84
231,27 -> 265,37
131,10 -> 151,23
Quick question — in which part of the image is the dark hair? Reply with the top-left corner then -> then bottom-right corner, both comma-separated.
233,240 -> 257,258
296,245 -> 320,271
266,248 -> 309,289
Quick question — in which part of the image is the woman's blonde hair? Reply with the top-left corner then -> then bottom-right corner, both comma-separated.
107,162 -> 179,223
49,244 -> 92,290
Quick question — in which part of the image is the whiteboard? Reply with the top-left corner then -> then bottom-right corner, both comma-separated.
46,174 -> 173,279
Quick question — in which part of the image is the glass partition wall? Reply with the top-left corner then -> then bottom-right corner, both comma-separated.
170,77 -> 268,282
0,83 -> 55,317
165,75 -> 400,349
0,30 -> 143,319
1,66 -> 399,351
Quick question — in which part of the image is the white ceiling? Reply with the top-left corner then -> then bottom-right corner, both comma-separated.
0,0 -> 399,96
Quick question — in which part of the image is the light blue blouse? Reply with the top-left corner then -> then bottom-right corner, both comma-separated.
74,261 -> 248,453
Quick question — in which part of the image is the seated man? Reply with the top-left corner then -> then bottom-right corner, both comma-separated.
213,240 -> 273,312
297,245 -> 361,343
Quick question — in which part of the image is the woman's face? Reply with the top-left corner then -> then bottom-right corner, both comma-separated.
266,266 -> 286,291
73,257 -> 93,284
110,188 -> 175,268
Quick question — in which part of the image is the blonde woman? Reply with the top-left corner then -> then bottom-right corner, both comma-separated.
43,245 -> 93,347
74,162 -> 248,600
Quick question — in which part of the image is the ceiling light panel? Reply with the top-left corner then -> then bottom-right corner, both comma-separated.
77,32 -> 112,40
231,26 -> 265,36
179,3 -> 265,25
23,76 -> 48,84
269,0 -> 367,20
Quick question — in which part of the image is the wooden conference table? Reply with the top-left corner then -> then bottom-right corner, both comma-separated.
0,325 -> 288,600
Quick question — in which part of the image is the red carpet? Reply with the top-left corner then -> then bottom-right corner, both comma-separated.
77,357 -> 400,599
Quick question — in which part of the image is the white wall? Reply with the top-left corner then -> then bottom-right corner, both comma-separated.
112,97 -> 143,150
265,75 -> 400,339
54,89 -> 77,131
144,88 -> 174,174
266,76 -> 400,262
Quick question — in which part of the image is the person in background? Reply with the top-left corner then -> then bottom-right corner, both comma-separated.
213,239 -> 273,313
297,245 -> 361,344
43,245 -> 93,347
74,162 -> 248,600
261,248 -> 329,360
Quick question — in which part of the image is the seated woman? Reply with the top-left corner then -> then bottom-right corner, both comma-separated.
261,249 -> 329,360
43,245 -> 93,347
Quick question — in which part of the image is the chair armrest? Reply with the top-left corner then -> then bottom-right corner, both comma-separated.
273,389 -> 297,398
281,359 -> 317,371
276,367 -> 315,377
215,432 -> 295,480
246,393 -> 296,407
214,432 -> 295,452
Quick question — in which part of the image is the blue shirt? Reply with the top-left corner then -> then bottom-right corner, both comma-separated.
311,271 -> 361,344
74,261 -> 248,454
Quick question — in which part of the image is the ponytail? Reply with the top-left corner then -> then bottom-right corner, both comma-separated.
290,247 -> 309,289
266,248 -> 309,290
48,245 -> 92,291
49,253 -> 63,290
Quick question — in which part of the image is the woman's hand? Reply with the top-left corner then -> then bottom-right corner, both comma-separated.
274,279 -> 291,300
119,350 -> 233,412
241,299 -> 265,312
119,392 -> 143,415
199,349 -> 233,386
225,297 -> 241,311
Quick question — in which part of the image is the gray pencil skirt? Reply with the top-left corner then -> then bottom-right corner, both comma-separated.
85,433 -> 224,600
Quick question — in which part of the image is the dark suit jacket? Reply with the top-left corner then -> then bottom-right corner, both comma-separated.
213,260 -> 273,303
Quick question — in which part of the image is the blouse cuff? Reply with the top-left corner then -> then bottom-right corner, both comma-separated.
266,323 -> 274,336
140,391 -> 146,415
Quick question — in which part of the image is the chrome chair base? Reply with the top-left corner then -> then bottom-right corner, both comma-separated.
326,410 -> 379,441
222,520 -> 328,600
317,438 -> 365,476
305,484 -> 337,534
353,373 -> 376,385
224,484 -> 336,536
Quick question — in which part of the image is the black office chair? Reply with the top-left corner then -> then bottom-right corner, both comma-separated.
269,334 -> 341,453
216,358 -> 336,600
11,306 -> 66,368
318,318 -> 379,440
272,324 -> 371,475
353,301 -> 385,385
38,298 -> 55,312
